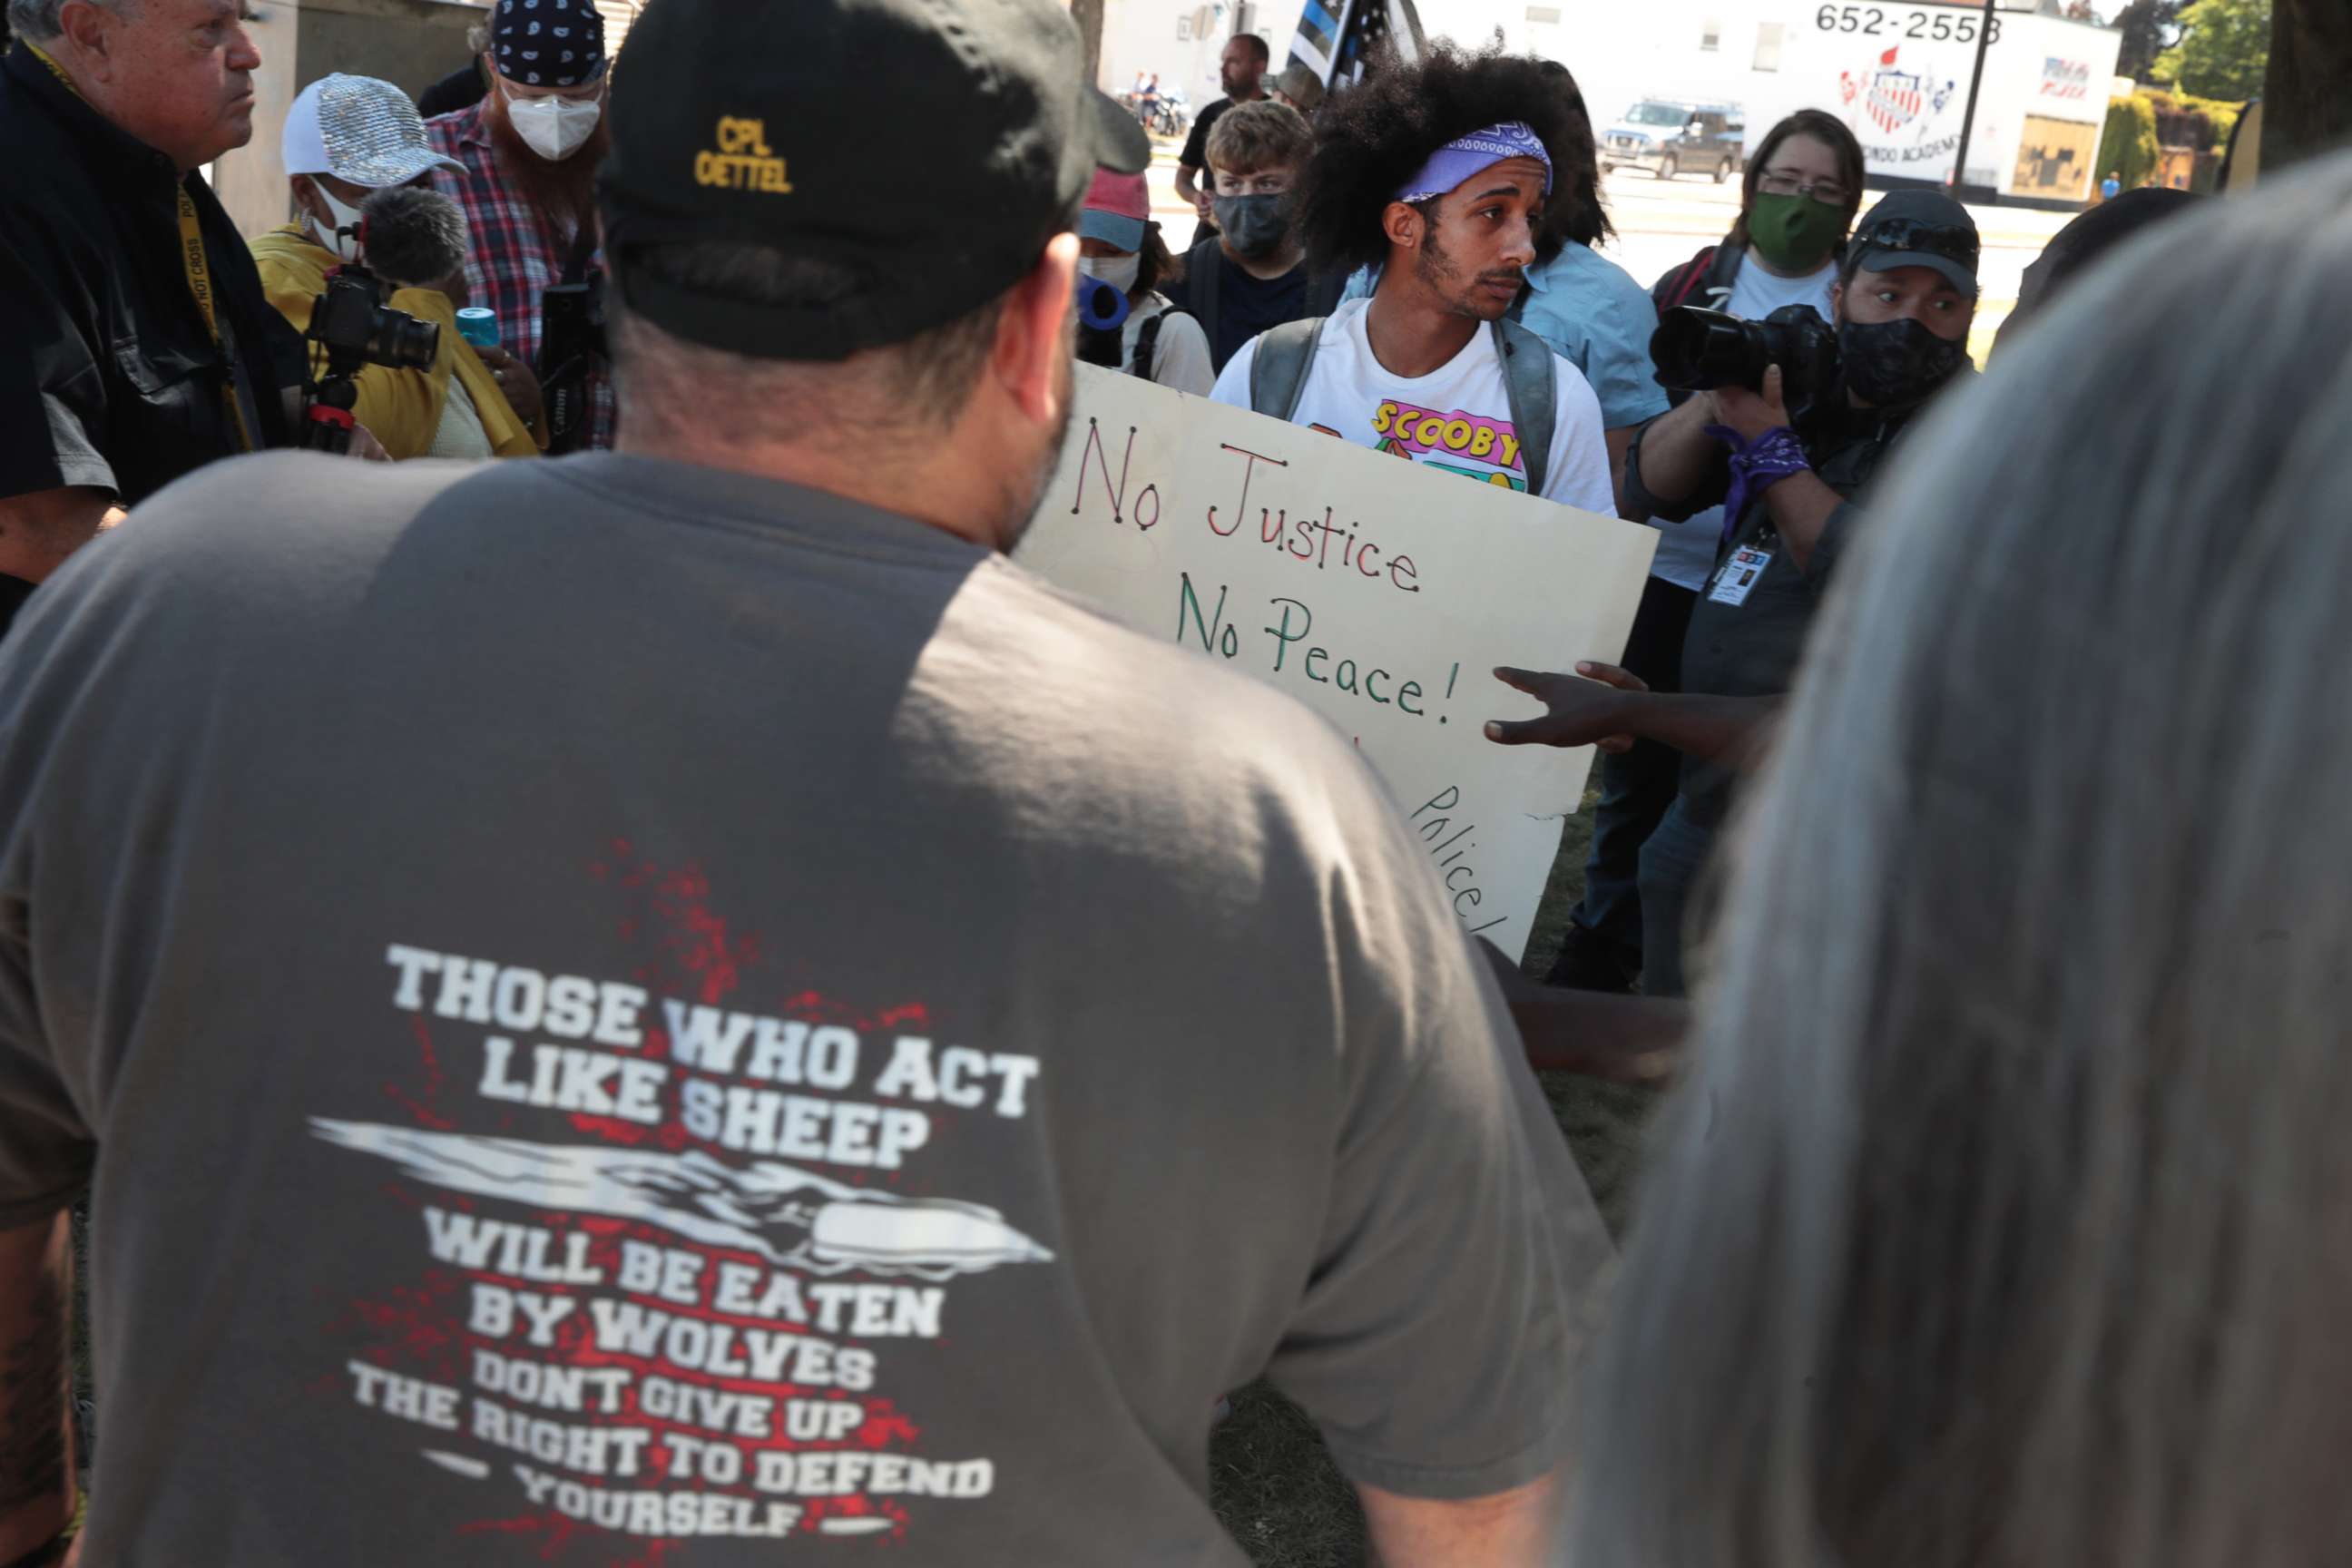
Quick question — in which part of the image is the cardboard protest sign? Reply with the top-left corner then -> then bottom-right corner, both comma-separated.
1015,364 -> 1658,960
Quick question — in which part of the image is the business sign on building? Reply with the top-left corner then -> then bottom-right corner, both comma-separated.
1812,4 -> 2005,181
2038,54 -> 2093,99
1777,3 -> 2120,199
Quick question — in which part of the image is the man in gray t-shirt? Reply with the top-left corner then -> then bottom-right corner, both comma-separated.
0,0 -> 1611,1563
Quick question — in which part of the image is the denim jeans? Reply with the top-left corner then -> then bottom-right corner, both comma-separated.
1636,795 -> 1719,999
1570,575 -> 1698,962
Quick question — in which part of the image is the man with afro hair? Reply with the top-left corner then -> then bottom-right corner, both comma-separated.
1209,44 -> 1612,514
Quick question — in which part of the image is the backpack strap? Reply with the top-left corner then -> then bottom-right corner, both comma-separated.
1248,317 -> 1327,421
1663,246 -> 1716,310
1492,317 -> 1557,497
1183,239 -> 1224,359
1131,309 -> 1175,382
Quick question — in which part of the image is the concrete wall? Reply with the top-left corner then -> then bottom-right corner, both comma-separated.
299,0 -> 485,97
1097,0 -> 1246,111
209,0 -> 485,240
209,0 -> 307,237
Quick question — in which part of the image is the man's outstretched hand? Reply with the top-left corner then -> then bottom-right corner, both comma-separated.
1485,662 -> 1650,753
1470,937 -> 1684,1083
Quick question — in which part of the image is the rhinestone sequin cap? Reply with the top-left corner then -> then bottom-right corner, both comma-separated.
313,74 -> 456,185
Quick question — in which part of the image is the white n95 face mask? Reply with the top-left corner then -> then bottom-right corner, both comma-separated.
1077,254 -> 1141,293
309,185 -> 367,263
505,92 -> 603,162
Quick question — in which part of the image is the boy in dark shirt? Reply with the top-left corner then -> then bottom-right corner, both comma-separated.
1161,98 -> 1332,370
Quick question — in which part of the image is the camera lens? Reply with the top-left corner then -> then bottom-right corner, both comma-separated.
1651,308 -> 1770,393
370,309 -> 442,373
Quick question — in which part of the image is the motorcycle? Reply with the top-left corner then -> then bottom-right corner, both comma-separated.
1145,86 -> 1190,139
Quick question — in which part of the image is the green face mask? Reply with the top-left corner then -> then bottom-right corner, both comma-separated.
1747,191 -> 1847,272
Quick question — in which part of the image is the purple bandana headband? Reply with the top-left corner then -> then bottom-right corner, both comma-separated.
1392,121 -> 1554,204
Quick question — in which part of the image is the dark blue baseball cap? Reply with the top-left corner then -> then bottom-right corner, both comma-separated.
1848,189 -> 1981,293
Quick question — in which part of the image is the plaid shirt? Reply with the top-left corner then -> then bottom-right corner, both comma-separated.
426,103 -> 615,449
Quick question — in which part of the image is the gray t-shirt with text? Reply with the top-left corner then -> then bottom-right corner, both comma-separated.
0,451 -> 1609,1565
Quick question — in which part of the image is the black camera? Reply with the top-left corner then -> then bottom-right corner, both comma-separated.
1651,304 -> 1839,420
538,273 -> 608,456
310,268 -> 438,371
302,263 -> 441,453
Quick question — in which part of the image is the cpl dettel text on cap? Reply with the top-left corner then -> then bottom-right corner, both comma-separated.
696,116 -> 791,194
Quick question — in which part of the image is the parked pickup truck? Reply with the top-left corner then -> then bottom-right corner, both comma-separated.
1602,99 -> 1746,181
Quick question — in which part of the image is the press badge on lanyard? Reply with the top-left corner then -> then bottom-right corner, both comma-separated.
1708,544 -> 1773,606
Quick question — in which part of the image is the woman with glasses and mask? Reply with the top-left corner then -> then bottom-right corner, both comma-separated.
1654,108 -> 1865,322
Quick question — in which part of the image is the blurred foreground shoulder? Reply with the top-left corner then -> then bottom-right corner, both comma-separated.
43,453 -> 488,599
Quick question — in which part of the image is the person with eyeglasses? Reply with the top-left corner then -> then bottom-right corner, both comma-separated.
1541,108 -> 1867,995
1652,109 -> 1866,323
1491,191 -> 1982,999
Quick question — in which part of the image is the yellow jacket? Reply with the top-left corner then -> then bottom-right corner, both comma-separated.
250,225 -> 542,461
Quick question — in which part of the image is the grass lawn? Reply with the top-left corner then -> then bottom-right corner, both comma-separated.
1205,789 -> 1664,1564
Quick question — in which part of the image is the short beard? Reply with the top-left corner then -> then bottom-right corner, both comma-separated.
485,85 -> 610,240
1416,226 -> 1520,323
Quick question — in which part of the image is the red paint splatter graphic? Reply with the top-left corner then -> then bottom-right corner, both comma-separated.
328,848 -> 994,1564
382,1014 -> 457,1130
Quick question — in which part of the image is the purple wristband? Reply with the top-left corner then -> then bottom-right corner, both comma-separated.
1706,424 -> 1810,542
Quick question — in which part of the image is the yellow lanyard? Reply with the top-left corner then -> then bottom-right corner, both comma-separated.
26,43 -> 255,452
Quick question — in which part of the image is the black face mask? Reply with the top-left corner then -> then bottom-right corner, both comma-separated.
1212,192 -> 1294,259
1837,316 -> 1965,407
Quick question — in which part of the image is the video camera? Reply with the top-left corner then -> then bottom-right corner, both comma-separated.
302,261 -> 440,454
538,271 -> 608,456
1651,304 -> 1840,423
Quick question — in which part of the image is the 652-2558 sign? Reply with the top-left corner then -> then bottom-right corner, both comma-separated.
1814,5 -> 2004,44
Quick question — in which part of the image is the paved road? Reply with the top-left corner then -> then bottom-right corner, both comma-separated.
1142,138 -> 2074,359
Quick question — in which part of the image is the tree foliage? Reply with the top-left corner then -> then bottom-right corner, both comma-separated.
2140,86 -> 2242,151
2113,0 -> 2184,79
2151,0 -> 2272,99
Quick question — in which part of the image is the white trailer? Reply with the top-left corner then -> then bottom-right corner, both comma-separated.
1762,4 -> 2121,202
1094,0 -> 2120,206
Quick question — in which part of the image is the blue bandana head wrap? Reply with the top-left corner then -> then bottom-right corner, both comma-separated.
1393,121 -> 1554,204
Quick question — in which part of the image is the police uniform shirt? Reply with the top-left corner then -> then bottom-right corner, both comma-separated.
0,44 -> 298,511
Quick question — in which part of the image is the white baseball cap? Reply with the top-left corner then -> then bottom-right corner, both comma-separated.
282,74 -> 464,187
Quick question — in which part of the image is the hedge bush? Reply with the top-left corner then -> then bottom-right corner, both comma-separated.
2095,94 -> 2161,188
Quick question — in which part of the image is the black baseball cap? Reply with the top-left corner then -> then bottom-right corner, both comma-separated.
1847,190 -> 1981,293
598,0 -> 1152,361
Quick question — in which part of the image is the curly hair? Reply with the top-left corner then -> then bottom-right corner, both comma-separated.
1297,42 -> 1599,279
1534,58 -> 1613,255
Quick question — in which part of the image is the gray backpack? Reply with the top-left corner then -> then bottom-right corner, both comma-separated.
1245,315 -> 1560,495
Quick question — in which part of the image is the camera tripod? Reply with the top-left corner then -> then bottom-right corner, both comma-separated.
300,356 -> 364,456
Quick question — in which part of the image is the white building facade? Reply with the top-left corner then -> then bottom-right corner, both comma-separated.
1097,0 -> 2121,204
